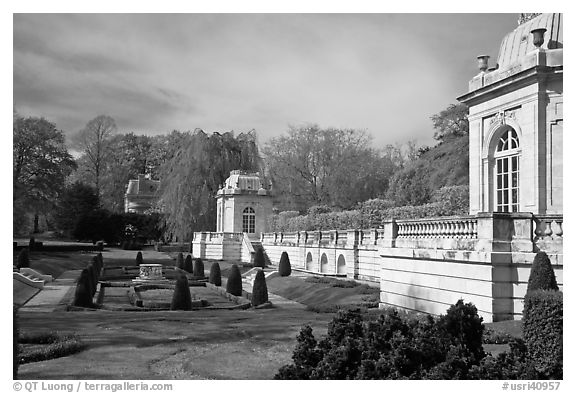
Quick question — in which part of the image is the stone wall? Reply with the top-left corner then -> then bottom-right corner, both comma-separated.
260,212 -> 563,322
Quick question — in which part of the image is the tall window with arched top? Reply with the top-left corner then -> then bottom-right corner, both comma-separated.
494,127 -> 520,212
242,207 -> 256,233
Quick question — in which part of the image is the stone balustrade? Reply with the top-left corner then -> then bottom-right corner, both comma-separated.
396,216 -> 478,239
533,215 -> 563,240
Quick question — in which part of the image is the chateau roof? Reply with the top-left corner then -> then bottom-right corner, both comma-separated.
497,13 -> 562,71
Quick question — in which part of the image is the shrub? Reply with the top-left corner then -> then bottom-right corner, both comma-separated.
209,263 -> 222,286
29,237 -> 36,250
183,255 -> 193,273
438,299 -> 485,359
18,334 -> 85,364
176,253 -> 184,270
136,251 -> 143,265
193,258 -> 204,277
278,252 -> 292,277
72,269 -> 94,308
527,252 -> 559,292
254,247 -> 266,268
87,264 -> 98,296
170,275 -> 192,311
226,264 -> 243,296
96,252 -> 104,268
251,270 -> 269,306
13,306 -> 18,379
522,290 -> 563,379
16,248 -> 30,269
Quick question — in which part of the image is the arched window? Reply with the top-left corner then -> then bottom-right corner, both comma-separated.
242,207 -> 256,233
494,127 -> 520,212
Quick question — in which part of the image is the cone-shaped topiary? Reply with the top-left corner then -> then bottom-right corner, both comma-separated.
29,237 -> 35,250
170,274 -> 192,311
97,252 -> 103,267
92,256 -> 101,276
209,262 -> 222,286
176,252 -> 184,270
254,247 -> 266,268
527,251 -> 559,292
251,269 -> 269,306
13,305 -> 19,379
16,248 -> 30,269
193,258 -> 204,278
278,252 -> 292,277
184,255 -> 193,273
87,264 -> 97,296
226,264 -> 243,296
136,251 -> 143,265
73,269 -> 94,308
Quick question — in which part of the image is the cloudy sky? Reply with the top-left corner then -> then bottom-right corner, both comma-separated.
13,13 -> 518,148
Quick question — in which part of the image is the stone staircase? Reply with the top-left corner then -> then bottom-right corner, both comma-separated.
250,241 -> 272,266
241,267 -> 278,287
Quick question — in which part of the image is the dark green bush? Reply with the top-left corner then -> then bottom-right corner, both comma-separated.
18,334 -> 85,364
527,252 -> 559,292
209,263 -> 222,286
193,258 -> 204,277
72,269 -> 94,308
87,264 -> 97,296
254,247 -> 266,268
136,251 -> 143,265
276,301 -> 488,380
13,306 -> 18,379
251,270 -> 269,306
29,237 -> 36,250
522,290 -> 563,379
170,275 -> 192,311
278,252 -> 291,277
16,248 -> 30,269
96,252 -> 104,268
176,253 -> 184,270
331,280 -> 359,288
184,255 -> 193,273
226,264 -> 243,296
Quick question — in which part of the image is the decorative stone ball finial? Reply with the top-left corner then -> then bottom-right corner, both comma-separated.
531,28 -> 547,49
477,55 -> 490,72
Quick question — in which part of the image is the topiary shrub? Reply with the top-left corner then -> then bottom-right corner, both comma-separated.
92,256 -> 101,276
522,290 -> 563,379
251,270 -> 269,306
72,269 -> 94,308
13,305 -> 19,379
193,258 -> 204,277
136,251 -> 143,265
226,264 -> 243,296
176,252 -> 184,270
16,248 -> 30,269
527,251 -> 559,292
170,275 -> 192,311
29,237 -> 36,250
87,264 -> 98,296
209,262 -> 222,286
184,255 -> 193,273
278,252 -> 291,277
254,247 -> 266,268
96,252 -> 104,269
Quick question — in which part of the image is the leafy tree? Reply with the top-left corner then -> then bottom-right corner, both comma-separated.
13,115 -> 76,234
158,130 -> 261,241
53,181 -> 99,237
264,125 -> 398,211
431,103 -> 469,141
71,115 -> 117,197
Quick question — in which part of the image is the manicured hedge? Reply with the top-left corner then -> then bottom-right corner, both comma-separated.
527,252 -> 559,292
226,264 -> 243,296
184,255 -> 193,273
209,263 -> 222,286
136,251 -> 143,265
278,252 -> 291,277
170,275 -> 192,311
251,270 -> 268,306
72,269 -> 94,308
254,248 -> 266,268
16,248 -> 30,269
193,258 -> 204,277
522,290 -> 563,379
176,253 -> 184,270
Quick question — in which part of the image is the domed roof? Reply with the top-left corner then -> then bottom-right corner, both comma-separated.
222,170 -> 263,192
496,13 -> 562,70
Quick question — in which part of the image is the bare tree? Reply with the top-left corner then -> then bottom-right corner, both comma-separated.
72,115 -> 117,196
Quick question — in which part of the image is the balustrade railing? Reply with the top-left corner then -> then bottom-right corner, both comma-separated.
533,215 -> 563,241
396,216 -> 478,239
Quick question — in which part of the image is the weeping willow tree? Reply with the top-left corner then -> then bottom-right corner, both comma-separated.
158,130 -> 261,241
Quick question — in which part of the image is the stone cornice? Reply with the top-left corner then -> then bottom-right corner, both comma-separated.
457,65 -> 562,107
